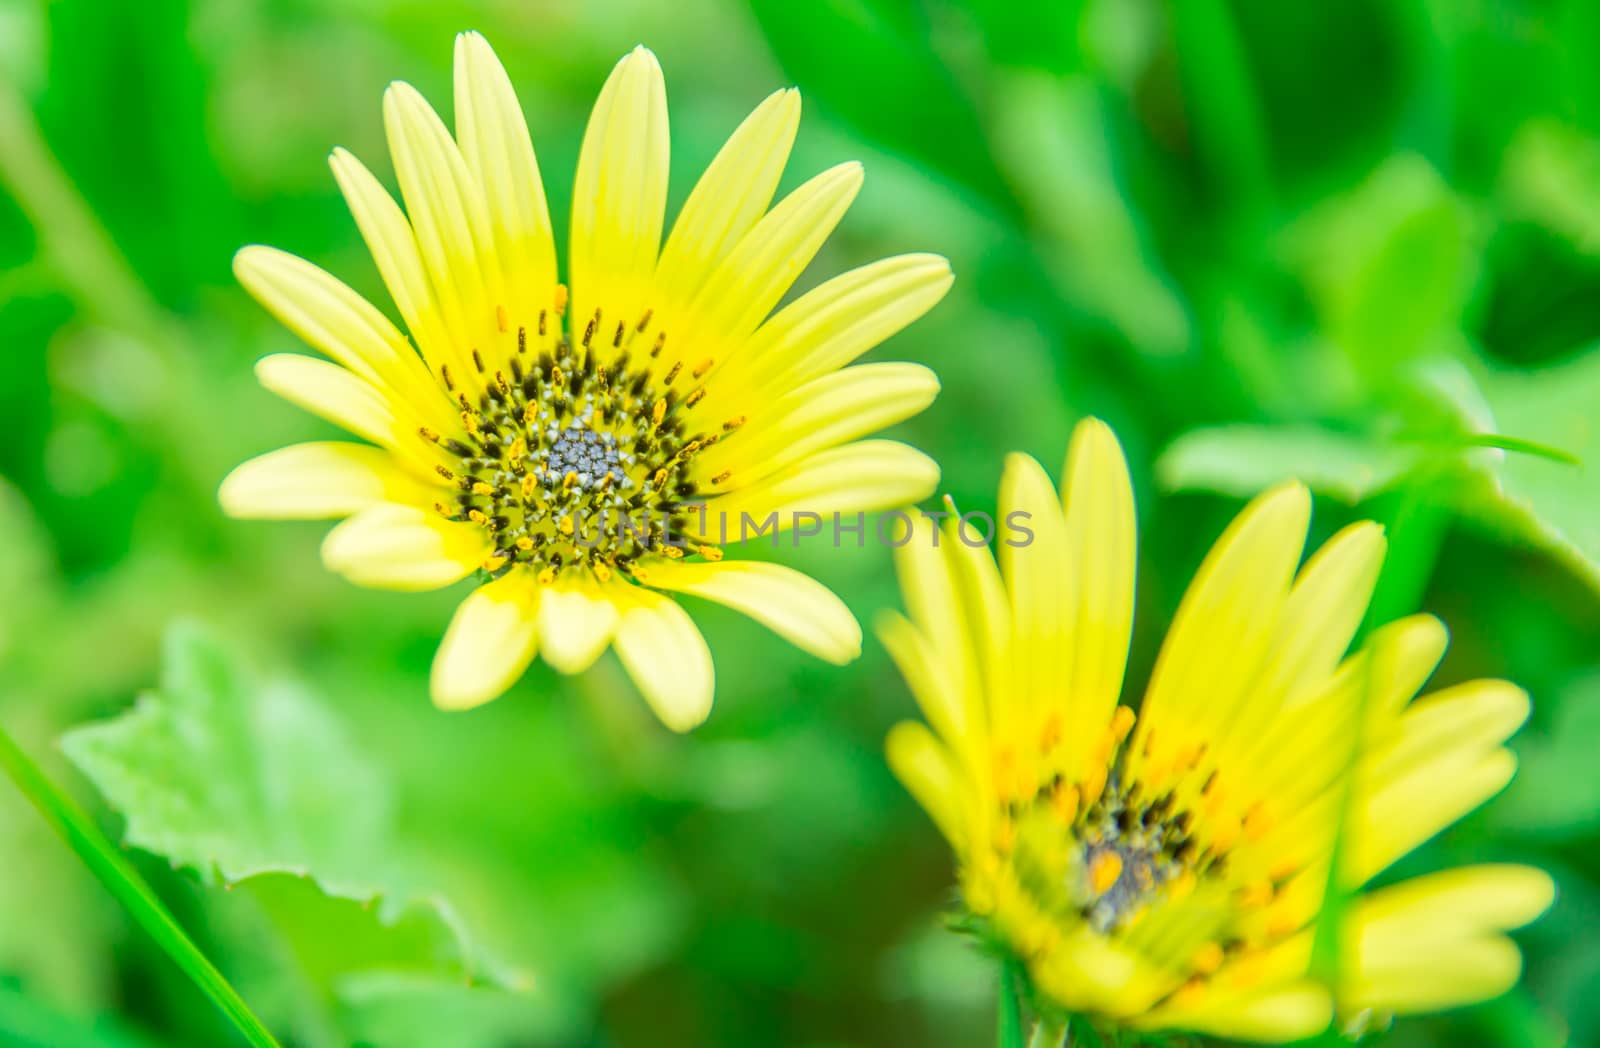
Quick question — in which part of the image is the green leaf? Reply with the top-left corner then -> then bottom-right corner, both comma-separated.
61,622 -> 405,903
746,0 -> 1015,215
1462,350 -> 1600,591
1156,423 -> 1418,502
1502,120 -> 1600,255
1493,674 -> 1600,838
0,717 -> 279,1047
1287,154 -> 1468,375
991,73 -> 1190,356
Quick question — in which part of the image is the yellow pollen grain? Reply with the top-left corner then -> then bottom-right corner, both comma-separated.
1111,705 -> 1136,742
692,358 -> 714,378
419,426 -> 440,443
472,481 -> 495,497
552,284 -> 568,316
508,437 -> 527,461
520,475 -> 537,500
723,415 -> 746,431
685,389 -> 706,408
663,545 -> 684,559
1089,851 -> 1123,895
435,465 -> 455,481
697,545 -> 724,561
1051,782 -> 1079,824
559,516 -> 574,536
537,566 -> 556,584
711,470 -> 732,485
594,562 -> 612,582
468,509 -> 488,525
482,555 -> 507,573
516,536 -> 534,551
651,399 -> 667,427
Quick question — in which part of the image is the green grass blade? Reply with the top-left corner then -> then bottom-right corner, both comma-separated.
0,719 -> 281,1048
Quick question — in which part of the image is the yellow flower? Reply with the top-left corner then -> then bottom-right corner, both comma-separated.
220,34 -> 951,728
883,419 -> 1554,1041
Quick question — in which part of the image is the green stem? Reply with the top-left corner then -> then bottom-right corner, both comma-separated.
1029,1017 -> 1069,1047
998,957 -> 1026,1048
0,720 -> 281,1048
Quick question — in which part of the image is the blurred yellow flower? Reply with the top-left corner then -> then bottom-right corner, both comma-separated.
220,34 -> 951,728
883,419 -> 1554,1041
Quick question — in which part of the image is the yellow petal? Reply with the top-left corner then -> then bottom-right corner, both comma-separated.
329,147 -> 467,385
536,577 -> 621,674
877,609 -> 971,755
655,87 -> 800,310
1350,864 -> 1555,941
1367,679 -> 1530,789
612,586 -> 714,731
384,81 -> 505,378
233,246 -> 441,416
1343,934 -> 1524,1014
219,442 -> 425,520
700,362 -> 939,482
570,47 -> 668,343
885,720 -> 971,857
668,162 -> 862,376
1349,749 -> 1518,881
1057,418 -> 1137,780
996,451 -> 1069,739
691,440 -> 939,537
698,253 -> 952,421
639,558 -> 860,664
453,31 -> 557,343
254,354 -> 397,448
894,514 -> 981,749
321,503 -> 489,591
431,569 -> 541,711
1131,482 -> 1310,777
1139,983 -> 1333,1043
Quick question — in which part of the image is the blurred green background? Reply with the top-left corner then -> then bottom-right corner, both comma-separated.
2,0 -> 1599,1045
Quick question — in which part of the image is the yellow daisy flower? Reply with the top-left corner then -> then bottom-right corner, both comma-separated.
883,419 -> 1554,1041
220,34 -> 951,728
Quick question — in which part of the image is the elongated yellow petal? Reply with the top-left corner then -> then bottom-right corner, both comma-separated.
655,88 -> 800,310
329,147 -> 466,385
384,81 -> 506,378
639,558 -> 860,664
1343,935 -> 1523,1014
666,162 -> 862,380
894,515 -> 982,756
1131,482 -> 1309,777
1057,419 -> 1137,781
431,569 -> 541,710
700,362 -> 939,482
233,245 -> 442,417
453,31 -> 557,346
698,253 -> 952,421
1350,749 -> 1518,881
997,452 -> 1069,738
219,442 -> 428,520
321,502 -> 489,591
613,586 -> 713,732
570,46 -> 668,344
254,354 -> 395,448
692,440 -> 939,535
886,720 -> 972,857
1138,983 -> 1332,1043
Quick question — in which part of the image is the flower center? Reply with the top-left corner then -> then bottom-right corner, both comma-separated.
420,303 -> 744,582
1076,775 -> 1200,933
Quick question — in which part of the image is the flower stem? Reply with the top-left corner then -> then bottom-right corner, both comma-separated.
0,719 -> 281,1047
998,957 -> 1026,1048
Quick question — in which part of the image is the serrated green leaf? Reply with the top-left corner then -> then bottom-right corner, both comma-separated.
1156,423 -> 1418,502
61,622 -> 397,900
